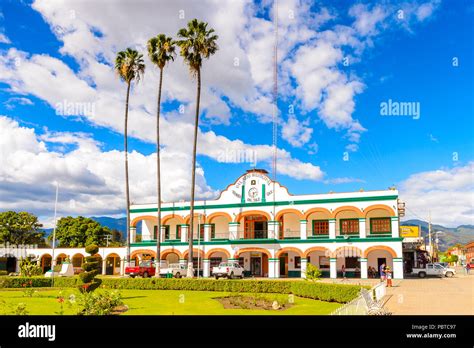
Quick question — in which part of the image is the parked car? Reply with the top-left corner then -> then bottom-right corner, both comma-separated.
212,262 -> 245,279
435,262 -> 449,268
125,260 -> 156,278
412,263 -> 456,278
160,263 -> 187,278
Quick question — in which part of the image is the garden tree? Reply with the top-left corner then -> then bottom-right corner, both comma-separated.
176,19 -> 218,277
51,216 -> 112,247
147,34 -> 176,277
0,211 -> 45,246
78,244 -> 102,293
110,229 -> 124,246
115,48 -> 145,266
19,258 -> 43,277
305,263 -> 322,281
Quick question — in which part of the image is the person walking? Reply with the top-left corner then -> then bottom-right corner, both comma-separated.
342,264 -> 346,280
379,263 -> 386,282
385,266 -> 393,287
466,263 -> 471,275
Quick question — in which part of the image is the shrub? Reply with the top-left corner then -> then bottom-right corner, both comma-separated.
0,271 -> 7,276
77,290 -> 124,315
19,258 -> 43,277
0,277 -> 363,303
78,244 -> 101,293
305,263 -> 322,281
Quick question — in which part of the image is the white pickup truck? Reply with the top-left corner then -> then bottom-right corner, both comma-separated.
412,263 -> 456,278
212,262 -> 245,279
160,263 -> 187,278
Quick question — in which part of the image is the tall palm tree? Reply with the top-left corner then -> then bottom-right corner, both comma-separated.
147,34 -> 175,277
115,48 -> 145,267
176,19 -> 218,278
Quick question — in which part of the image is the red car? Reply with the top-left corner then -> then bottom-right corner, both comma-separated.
125,260 -> 156,278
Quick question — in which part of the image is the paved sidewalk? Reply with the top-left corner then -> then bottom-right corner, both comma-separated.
383,274 -> 474,315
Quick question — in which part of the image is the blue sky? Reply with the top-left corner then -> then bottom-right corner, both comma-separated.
0,0 -> 472,227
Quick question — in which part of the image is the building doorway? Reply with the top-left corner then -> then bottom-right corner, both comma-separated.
377,258 -> 387,276
250,256 -> 261,276
244,215 -> 268,239
279,253 -> 288,277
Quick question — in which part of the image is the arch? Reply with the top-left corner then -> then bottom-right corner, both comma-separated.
71,253 -> 84,268
39,253 -> 52,261
184,213 -> 206,224
303,246 -> 331,258
332,206 -> 363,218
182,248 -> 205,259
234,247 -> 271,258
235,210 -> 271,222
275,247 -> 303,258
364,204 -> 396,217
275,209 -> 304,221
303,207 -> 332,220
55,253 -> 68,264
331,246 -> 363,258
105,252 -> 121,259
161,214 -> 186,225
161,249 -> 183,260
131,215 -> 157,227
205,248 -> 231,259
40,254 -> 52,273
363,245 -> 398,258
130,249 -> 156,259
207,212 -> 233,223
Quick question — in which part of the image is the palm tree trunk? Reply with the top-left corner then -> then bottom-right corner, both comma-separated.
187,68 -> 201,278
124,82 -> 131,266
155,68 -> 163,277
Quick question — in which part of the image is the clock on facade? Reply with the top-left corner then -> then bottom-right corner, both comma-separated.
248,187 -> 259,199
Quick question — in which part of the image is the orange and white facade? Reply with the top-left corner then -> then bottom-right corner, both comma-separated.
29,169 -> 404,279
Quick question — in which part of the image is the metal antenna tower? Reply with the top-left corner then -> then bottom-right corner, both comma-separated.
272,0 -> 279,223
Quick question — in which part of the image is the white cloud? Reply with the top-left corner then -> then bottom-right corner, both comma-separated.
0,116 -> 217,221
0,33 -> 10,44
398,162 -> 474,227
281,115 -> 313,147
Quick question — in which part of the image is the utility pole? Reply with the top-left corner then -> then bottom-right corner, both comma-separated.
51,182 -> 59,288
428,211 -> 432,261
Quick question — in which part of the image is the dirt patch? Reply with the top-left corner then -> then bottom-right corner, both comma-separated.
111,305 -> 129,315
215,296 -> 292,311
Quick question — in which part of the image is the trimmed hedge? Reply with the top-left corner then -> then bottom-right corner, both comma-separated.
0,276 -> 364,303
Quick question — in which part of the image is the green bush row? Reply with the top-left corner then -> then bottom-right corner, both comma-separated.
0,276 -> 363,303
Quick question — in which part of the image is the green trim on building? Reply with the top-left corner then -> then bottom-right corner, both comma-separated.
393,258 -> 403,261
262,184 -> 266,203
359,258 -> 368,261
228,222 -> 240,225
390,216 -> 399,221
268,258 -> 279,261
130,236 -> 403,247
241,185 -> 245,203
131,195 -> 399,213
330,258 -> 337,261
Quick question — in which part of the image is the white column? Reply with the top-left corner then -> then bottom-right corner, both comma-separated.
267,221 -> 278,239
129,226 -> 136,243
300,220 -> 307,240
359,218 -> 366,238
330,258 -> 337,279
120,258 -> 125,276
203,224 -> 211,242
203,259 -> 210,277
393,258 -> 404,279
329,219 -> 336,239
268,258 -> 277,278
300,257 -> 307,278
180,224 -> 188,243
229,222 -> 240,240
273,222 -> 280,240
360,258 -> 368,279
391,217 -> 399,238
160,226 -> 167,241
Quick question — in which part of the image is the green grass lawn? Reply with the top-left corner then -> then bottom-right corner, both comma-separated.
0,288 -> 341,315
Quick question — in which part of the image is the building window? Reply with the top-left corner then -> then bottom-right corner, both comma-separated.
294,256 -> 301,269
340,219 -> 359,235
345,257 -> 360,269
176,225 -> 182,239
210,257 -> 222,268
312,220 -> 329,235
370,218 -> 391,234
210,224 -> 216,239
319,256 -> 330,269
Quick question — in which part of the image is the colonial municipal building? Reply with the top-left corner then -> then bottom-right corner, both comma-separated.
27,169 -> 404,279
